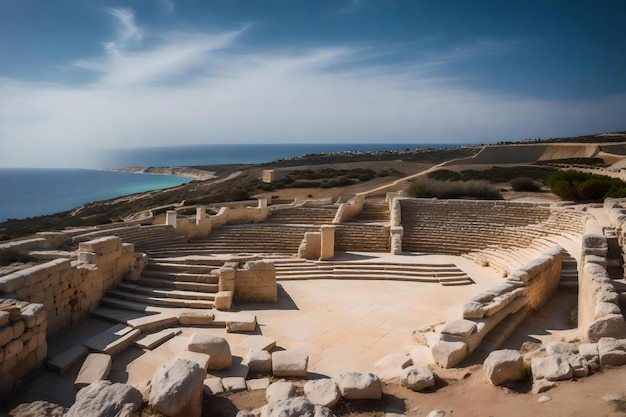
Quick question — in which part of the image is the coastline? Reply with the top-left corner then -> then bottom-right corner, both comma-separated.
106,166 -> 217,181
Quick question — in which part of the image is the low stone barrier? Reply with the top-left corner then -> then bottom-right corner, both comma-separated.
232,260 -> 278,303
0,299 -> 48,398
431,245 -> 563,368
333,194 -> 365,224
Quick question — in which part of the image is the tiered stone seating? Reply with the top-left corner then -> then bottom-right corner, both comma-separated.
273,258 -> 473,285
334,224 -> 390,252
353,201 -> 390,223
265,206 -> 338,225
146,224 -> 316,256
72,224 -> 188,252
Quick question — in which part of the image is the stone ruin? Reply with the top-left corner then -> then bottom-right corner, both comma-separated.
2,194 -> 626,416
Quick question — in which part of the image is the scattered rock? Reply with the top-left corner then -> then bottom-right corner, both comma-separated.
335,371 -> 382,400
226,315 -> 257,333
374,352 -> 413,380
304,378 -> 341,408
598,337 -> 626,366
223,377 -> 247,393
538,395 -> 551,403
483,349 -> 523,386
203,377 -> 225,395
531,356 -> 573,382
400,366 -> 435,391
244,349 -> 272,374
260,397 -> 330,417
149,359 -> 206,417
272,349 -> 309,378
188,333 -> 232,370
431,340 -> 468,369
266,380 -> 297,403
9,401 -> 66,417
440,319 -> 477,340
247,378 -> 271,391
65,380 -> 142,417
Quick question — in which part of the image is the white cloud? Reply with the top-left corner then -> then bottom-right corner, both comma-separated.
0,15 -> 624,168
102,7 -> 142,56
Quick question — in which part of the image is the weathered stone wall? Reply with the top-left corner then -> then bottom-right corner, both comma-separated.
0,300 -> 47,398
209,206 -> 270,229
333,194 -> 365,223
508,245 -> 563,310
0,236 -> 137,335
233,260 -> 277,303
298,232 -> 321,260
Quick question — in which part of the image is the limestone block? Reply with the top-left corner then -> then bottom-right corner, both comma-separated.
226,315 -> 257,333
272,349 -> 309,378
222,377 -> 247,393
578,343 -> 600,370
335,371 -> 382,400
247,377 -> 271,391
65,380 -> 143,417
440,319 -> 477,340
483,350 -> 523,386
304,378 -> 341,408
400,366 -> 435,391
260,397 -> 317,417
531,355 -> 573,381
244,349 -> 272,374
47,345 -> 89,374
587,314 -> 626,342
582,234 -> 608,256
373,352 -> 413,380
266,380 -> 297,403
178,309 -> 215,325
431,340 -> 468,369
149,359 -> 206,417
203,377 -> 225,395
176,350 -> 211,371
598,337 -> 626,366
462,301 -> 484,319
214,291 -> 233,311
74,353 -> 112,389
188,333 -> 232,370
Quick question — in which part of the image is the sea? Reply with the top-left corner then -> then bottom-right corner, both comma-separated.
0,143 -> 461,222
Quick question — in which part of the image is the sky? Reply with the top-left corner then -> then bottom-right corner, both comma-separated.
0,0 -> 625,168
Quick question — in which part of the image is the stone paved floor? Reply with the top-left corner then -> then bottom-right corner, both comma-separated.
5,253 -> 506,408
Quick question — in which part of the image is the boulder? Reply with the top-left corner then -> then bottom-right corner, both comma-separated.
400,366 -> 435,391
374,352 -> 412,380
188,333 -> 232,370
531,356 -> 573,381
272,349 -> 309,378
266,380 -> 297,403
65,380 -> 142,417
440,319 -> 477,340
483,350 -> 523,386
149,359 -> 206,417
9,401 -> 66,417
462,301 -> 484,319
578,343 -> 600,370
335,371 -> 382,400
247,378 -> 271,391
244,349 -> 272,374
431,340 -> 468,369
598,337 -> 626,366
260,397 -> 331,417
304,378 -> 341,408
587,314 -> 626,342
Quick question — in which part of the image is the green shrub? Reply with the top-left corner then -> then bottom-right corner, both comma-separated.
405,178 -> 502,199
510,177 -> 542,192
547,170 -> 626,201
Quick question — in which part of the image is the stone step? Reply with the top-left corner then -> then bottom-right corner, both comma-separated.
91,307 -> 179,332
145,262 -> 218,273
99,297 -> 164,313
83,324 -> 141,356
137,276 -> 219,292
47,345 -> 89,374
74,353 -> 112,389
106,289 -> 214,309
134,328 -> 182,350
117,282 -> 217,301
141,269 -> 219,283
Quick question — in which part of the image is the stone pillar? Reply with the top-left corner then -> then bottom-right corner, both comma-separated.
195,206 -> 206,224
320,225 -> 335,261
258,198 -> 268,209
390,226 -> 404,255
166,210 -> 177,228
219,267 -> 236,292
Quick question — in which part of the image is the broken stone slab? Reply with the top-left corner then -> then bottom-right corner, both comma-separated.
335,371 -> 382,400
266,380 -> 297,403
531,355 -> 573,381
238,335 -> 277,352
150,359 -> 206,417
400,366 -> 435,391
578,343 -> 600,370
214,291 -> 233,311
260,397 -> 322,417
483,349 -> 523,386
126,312 -> 179,332
176,350 -> 211,371
374,352 -> 413,380
178,309 -> 215,326
594,302 -> 621,319
440,319 -> 477,340
598,337 -> 626,366
247,378 -> 271,391
223,377 -> 248,393
586,314 -> 626,342
134,328 -> 181,350
65,380 -> 142,417
83,324 -> 140,356
462,301 -> 485,319
47,345 -> 89,374
272,349 -> 309,378
244,349 -> 272,375
74,353 -> 112,389
203,377 -> 224,395
431,340 -> 468,369
304,378 -> 341,408
188,333 -> 232,370
226,315 -> 257,333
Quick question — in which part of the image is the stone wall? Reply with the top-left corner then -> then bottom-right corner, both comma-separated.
333,194 -> 365,223
0,236 -> 137,335
233,260 -> 277,303
0,300 -> 48,398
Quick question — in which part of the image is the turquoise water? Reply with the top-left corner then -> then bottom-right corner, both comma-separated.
1,143 -> 464,222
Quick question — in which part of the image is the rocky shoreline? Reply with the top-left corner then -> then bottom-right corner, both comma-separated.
108,166 -> 217,181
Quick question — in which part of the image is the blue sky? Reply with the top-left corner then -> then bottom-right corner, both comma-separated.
0,0 -> 625,167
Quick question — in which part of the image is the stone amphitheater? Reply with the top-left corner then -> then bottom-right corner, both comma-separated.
3,176 -> 626,415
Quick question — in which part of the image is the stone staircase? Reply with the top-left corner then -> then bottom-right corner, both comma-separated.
559,252 -> 579,289
72,224 -> 188,252
273,258 -> 473,285
353,201 -> 390,223
266,206 -> 338,225
146,224 -> 317,256
334,224 -> 391,252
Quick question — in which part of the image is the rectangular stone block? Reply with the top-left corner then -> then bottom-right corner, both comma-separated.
47,345 -> 89,374
74,353 -> 112,389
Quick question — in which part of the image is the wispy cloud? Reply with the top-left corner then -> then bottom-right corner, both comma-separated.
0,9 -> 624,168
102,7 -> 142,56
